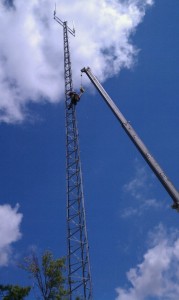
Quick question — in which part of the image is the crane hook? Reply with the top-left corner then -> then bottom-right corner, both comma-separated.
80,71 -> 85,94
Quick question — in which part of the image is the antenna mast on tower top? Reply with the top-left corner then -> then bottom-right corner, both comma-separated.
54,11 -> 93,300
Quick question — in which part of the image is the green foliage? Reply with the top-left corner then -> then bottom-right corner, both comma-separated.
0,284 -> 30,300
21,251 -> 68,300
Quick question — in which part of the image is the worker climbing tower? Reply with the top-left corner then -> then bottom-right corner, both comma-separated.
54,11 -> 92,300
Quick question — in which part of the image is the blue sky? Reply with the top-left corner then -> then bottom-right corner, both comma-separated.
0,1 -> 179,299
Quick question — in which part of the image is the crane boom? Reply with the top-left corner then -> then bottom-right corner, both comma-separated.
81,67 -> 179,211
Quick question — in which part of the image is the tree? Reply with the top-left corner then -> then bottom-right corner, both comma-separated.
21,251 -> 67,300
0,284 -> 30,300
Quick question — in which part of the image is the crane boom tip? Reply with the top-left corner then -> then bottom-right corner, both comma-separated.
81,67 -> 90,73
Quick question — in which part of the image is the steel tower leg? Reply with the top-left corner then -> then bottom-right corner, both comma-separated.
55,18 -> 92,299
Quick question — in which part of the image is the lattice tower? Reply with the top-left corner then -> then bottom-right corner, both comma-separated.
54,14 -> 93,300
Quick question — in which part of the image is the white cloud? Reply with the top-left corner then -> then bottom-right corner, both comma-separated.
0,204 -> 23,266
121,161 -> 161,217
124,165 -> 148,200
115,224 -> 179,300
0,0 -> 153,123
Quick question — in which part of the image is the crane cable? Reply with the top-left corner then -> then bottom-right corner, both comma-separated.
80,71 -> 85,94
80,71 -> 83,89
